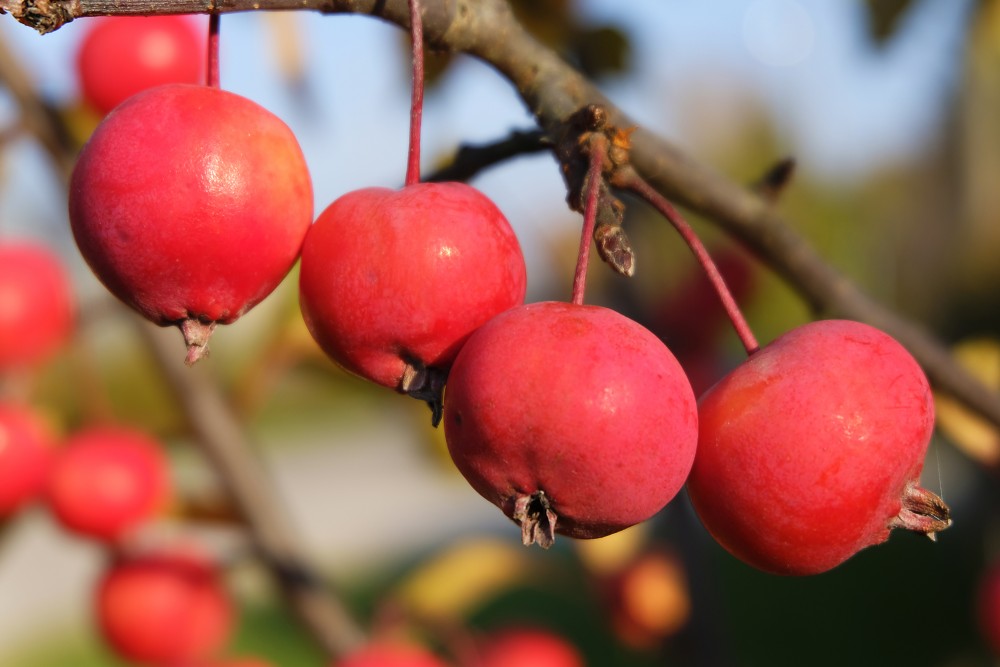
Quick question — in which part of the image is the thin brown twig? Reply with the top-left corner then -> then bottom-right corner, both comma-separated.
423,129 -> 549,184
137,320 -> 367,658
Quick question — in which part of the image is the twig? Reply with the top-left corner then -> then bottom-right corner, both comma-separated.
423,129 -> 549,183
137,320 -> 367,658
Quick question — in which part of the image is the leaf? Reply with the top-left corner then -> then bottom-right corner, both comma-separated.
934,337 -> 1000,466
391,538 -> 536,621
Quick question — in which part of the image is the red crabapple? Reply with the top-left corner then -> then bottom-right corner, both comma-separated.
69,84 -> 313,363
0,403 -> 57,518
46,425 -> 170,540
76,15 -> 205,115
443,301 -> 698,547
0,242 -> 74,372
604,550 -> 690,648
686,319 -> 951,576
97,548 -> 233,665
478,627 -> 584,667
977,559 -> 1000,657
333,642 -> 452,667
299,182 -> 526,414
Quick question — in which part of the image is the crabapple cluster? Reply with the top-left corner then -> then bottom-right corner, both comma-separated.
64,0 -> 948,580
1,2 -> 959,664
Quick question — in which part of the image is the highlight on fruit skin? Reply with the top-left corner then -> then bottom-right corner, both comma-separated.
443,301 -> 698,548
686,319 -> 951,576
68,83 -> 313,364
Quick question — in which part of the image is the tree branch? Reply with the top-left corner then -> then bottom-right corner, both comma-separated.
137,321 -> 366,658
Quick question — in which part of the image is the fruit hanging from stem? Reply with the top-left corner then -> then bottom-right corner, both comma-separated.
686,319 -> 951,575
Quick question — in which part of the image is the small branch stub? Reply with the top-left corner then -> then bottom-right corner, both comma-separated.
889,482 -> 952,541
513,490 -> 557,549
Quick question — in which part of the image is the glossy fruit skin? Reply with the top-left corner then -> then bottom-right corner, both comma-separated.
478,628 -> 584,667
46,426 -> 170,540
299,182 -> 526,390
97,549 -> 233,665
0,403 -> 57,518
69,84 -> 312,345
0,242 -> 74,371
686,319 -> 935,576
333,643 -> 451,667
76,16 -> 205,115
978,560 -> 1000,657
444,301 -> 698,543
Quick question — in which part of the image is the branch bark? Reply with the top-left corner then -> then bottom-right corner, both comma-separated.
2,0 -> 997,465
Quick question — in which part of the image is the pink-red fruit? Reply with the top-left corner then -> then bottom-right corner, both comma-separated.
978,560 -> 1000,657
69,84 -> 313,363
0,242 -> 74,371
686,319 -> 951,576
333,642 -> 451,667
478,627 -> 585,667
299,182 -> 526,409
76,16 -> 205,115
46,425 -> 170,540
0,403 -> 57,518
444,301 -> 698,547
97,548 -> 233,665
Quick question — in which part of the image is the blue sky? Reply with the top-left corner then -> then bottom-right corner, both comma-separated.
0,0 -> 976,293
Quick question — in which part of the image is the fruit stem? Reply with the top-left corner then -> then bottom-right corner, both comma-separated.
404,0 -> 425,187
207,13 -> 221,89
571,135 -> 606,306
616,169 -> 760,355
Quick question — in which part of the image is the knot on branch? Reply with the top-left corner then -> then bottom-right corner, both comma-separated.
12,0 -> 76,33
559,104 -> 636,277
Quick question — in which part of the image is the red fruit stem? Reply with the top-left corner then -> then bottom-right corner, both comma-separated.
571,138 -> 605,306
624,174 -> 759,355
404,0 -> 424,187
207,13 -> 221,89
